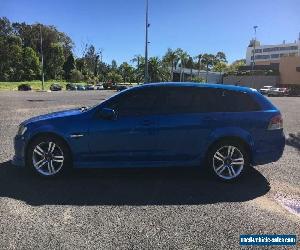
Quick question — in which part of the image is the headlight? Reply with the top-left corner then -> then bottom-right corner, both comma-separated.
17,124 -> 27,136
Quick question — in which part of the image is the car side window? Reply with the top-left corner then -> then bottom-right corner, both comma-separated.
191,88 -> 219,113
105,88 -> 164,117
162,87 -> 194,114
192,88 -> 260,112
220,90 -> 261,112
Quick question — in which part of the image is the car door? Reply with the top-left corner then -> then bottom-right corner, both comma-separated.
154,87 -> 219,162
87,88 -> 161,164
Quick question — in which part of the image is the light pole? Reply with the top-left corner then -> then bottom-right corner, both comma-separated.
251,25 -> 258,71
40,25 -> 45,90
144,0 -> 149,83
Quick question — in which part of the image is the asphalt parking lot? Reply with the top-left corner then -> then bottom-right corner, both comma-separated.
0,90 -> 299,249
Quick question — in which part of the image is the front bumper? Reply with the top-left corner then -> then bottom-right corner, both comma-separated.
12,135 -> 26,167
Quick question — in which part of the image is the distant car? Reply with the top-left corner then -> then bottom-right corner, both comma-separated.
76,84 -> 85,91
13,83 -> 285,182
85,84 -> 95,90
66,83 -> 77,91
103,82 -> 117,90
268,88 -> 290,97
18,84 -> 31,91
259,86 -> 273,95
116,85 -> 128,91
95,84 -> 103,90
50,83 -> 62,91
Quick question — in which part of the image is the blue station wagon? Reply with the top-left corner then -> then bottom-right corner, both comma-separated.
12,83 -> 285,181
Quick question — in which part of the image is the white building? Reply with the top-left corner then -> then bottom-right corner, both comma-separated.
246,35 -> 300,65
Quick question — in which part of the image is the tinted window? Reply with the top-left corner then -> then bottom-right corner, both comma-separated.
219,90 -> 261,112
162,88 -> 194,114
104,88 -> 163,117
193,88 -> 261,112
161,87 -> 260,114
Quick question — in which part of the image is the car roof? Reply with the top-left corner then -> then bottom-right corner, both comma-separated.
132,82 -> 257,94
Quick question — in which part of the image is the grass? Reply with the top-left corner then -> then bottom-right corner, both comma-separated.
0,80 -> 86,91
0,81 -> 138,91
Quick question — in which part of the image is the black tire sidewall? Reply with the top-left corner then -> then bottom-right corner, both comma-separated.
206,140 -> 249,182
26,135 -> 71,178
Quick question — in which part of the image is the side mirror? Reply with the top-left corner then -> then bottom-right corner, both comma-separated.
97,108 -> 117,120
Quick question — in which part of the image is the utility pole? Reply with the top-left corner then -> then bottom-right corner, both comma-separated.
251,25 -> 258,71
40,25 -> 45,90
144,0 -> 149,83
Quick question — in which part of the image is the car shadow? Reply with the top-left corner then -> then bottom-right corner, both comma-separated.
286,132 -> 300,151
0,161 -> 270,206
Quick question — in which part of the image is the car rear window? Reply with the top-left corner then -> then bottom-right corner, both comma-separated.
162,87 -> 261,114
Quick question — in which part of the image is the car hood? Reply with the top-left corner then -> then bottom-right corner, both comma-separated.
23,108 -> 83,125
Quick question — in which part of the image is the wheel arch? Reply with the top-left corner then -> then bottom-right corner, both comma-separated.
204,135 -> 253,164
25,132 -> 73,166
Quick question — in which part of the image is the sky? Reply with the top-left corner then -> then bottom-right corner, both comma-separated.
1,0 -> 300,64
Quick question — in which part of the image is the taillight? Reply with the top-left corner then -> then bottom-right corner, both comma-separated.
268,114 -> 283,130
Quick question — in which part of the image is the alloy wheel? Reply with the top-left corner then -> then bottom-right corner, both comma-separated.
212,145 -> 245,180
32,141 -> 64,176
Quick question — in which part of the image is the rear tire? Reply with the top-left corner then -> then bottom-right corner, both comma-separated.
26,135 -> 71,178
206,140 -> 249,182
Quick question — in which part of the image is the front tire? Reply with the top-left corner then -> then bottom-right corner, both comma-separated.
26,136 -> 71,178
206,141 -> 249,182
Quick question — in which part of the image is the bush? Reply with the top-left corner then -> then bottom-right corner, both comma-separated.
191,77 -> 205,83
70,69 -> 84,83
107,71 -> 123,83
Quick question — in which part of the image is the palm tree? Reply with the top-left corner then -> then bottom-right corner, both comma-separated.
194,54 -> 202,77
162,48 -> 178,81
187,56 -> 194,81
119,62 -> 135,83
215,51 -> 227,63
131,54 -> 142,68
213,61 -> 228,83
175,48 -> 189,82
148,57 -> 168,82
201,54 -> 216,82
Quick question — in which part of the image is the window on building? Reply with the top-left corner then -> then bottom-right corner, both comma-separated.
255,54 -> 270,60
271,54 -> 279,58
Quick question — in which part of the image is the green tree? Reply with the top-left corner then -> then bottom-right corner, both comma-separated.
107,71 -> 122,83
194,54 -> 203,77
131,54 -> 142,68
213,61 -> 228,82
228,59 -> 246,73
70,69 -> 83,82
201,54 -> 216,82
162,48 -> 178,81
215,51 -> 227,63
111,60 -> 118,71
137,57 -> 168,82
175,48 -> 189,81
186,56 -> 194,81
83,44 -> 101,78
63,54 -> 76,80
119,62 -> 135,83
45,43 -> 65,79
191,76 -> 205,83
21,47 -> 40,80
